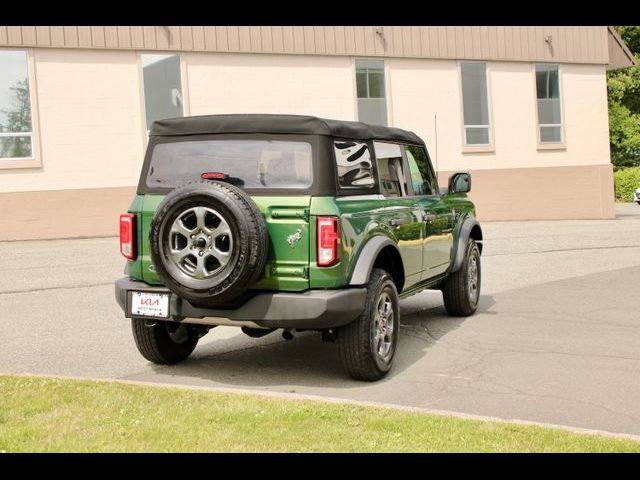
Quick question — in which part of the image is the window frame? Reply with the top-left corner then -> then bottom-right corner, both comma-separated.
373,141 -> 408,198
353,58 -> 390,127
0,47 -> 42,170
332,138 -> 379,195
356,65 -> 385,99
366,140 -> 440,199
137,51 -> 190,146
458,60 -> 495,154
533,63 -> 566,149
401,144 -> 440,198
139,133 -> 332,197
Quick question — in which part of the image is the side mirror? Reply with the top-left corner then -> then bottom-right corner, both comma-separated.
448,172 -> 471,194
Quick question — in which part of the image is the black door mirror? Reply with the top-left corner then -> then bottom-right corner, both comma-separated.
448,172 -> 471,194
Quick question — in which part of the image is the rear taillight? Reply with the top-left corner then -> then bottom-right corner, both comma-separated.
119,213 -> 136,260
317,216 -> 340,267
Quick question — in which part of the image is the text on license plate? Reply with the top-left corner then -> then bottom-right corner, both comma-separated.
131,291 -> 170,318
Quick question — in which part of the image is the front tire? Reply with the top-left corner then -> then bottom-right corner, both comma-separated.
131,318 -> 199,364
338,268 -> 400,381
441,239 -> 481,317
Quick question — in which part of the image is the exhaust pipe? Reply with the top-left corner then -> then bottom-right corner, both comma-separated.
241,327 -> 275,338
282,329 -> 294,340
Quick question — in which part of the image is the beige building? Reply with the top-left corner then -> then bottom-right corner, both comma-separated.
0,26 -> 636,240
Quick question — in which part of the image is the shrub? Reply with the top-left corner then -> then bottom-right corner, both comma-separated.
614,167 -> 640,202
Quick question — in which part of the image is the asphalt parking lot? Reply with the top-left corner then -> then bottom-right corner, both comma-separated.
1,203 -> 639,435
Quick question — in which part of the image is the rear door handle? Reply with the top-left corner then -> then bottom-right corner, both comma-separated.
389,218 -> 409,227
423,212 -> 437,222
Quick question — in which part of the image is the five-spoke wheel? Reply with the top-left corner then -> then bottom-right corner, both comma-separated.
168,206 -> 233,279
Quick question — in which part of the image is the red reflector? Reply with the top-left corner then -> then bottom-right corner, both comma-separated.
201,172 -> 228,180
317,216 -> 340,267
119,213 -> 136,260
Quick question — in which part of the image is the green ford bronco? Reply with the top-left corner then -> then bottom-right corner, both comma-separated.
115,114 -> 483,381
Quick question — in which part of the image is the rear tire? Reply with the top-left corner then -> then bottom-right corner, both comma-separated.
338,268 -> 400,381
441,239 -> 481,317
131,318 -> 199,364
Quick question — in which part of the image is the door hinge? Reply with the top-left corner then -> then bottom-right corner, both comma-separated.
303,208 -> 310,222
303,267 -> 310,279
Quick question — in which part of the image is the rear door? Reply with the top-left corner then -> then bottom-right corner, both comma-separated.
402,144 -> 454,279
373,142 -> 424,289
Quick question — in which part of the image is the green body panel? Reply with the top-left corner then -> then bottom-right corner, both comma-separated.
310,194 -> 475,290
446,193 -> 479,264
311,196 -> 422,289
126,194 -> 313,291
125,190 -> 476,295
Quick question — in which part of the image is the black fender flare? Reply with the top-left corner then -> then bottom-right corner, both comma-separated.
450,216 -> 483,273
349,236 -> 402,287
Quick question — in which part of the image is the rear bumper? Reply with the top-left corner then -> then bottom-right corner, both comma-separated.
115,278 -> 367,329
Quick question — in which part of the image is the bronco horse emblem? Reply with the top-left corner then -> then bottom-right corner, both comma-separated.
287,228 -> 303,247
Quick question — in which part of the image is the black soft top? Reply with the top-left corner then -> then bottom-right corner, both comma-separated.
150,114 -> 425,145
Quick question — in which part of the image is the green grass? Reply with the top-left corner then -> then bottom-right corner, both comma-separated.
0,375 -> 638,452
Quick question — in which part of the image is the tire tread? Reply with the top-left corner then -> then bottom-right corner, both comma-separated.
131,318 -> 198,364
338,268 -> 398,381
442,239 -> 480,317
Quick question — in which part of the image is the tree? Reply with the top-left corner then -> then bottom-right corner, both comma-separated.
0,78 -> 32,158
608,27 -> 640,168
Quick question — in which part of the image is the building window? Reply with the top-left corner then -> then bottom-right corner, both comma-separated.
535,64 -> 563,144
460,62 -> 491,145
0,50 -> 34,162
334,140 -> 374,189
355,59 -> 388,126
141,54 -> 184,133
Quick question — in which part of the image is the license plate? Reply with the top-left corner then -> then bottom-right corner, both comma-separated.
130,291 -> 170,318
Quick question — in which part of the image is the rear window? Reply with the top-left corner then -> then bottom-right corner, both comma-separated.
146,139 -> 313,190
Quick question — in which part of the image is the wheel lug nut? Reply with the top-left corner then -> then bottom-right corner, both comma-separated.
190,235 -> 195,239
199,251 -> 204,256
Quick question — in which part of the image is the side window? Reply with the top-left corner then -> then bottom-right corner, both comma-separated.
374,142 -> 406,197
333,140 -> 375,189
460,62 -> 491,145
535,64 -> 563,144
403,145 -> 438,196
0,50 -> 35,162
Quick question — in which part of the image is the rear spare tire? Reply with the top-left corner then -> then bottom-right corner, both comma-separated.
149,181 -> 268,306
